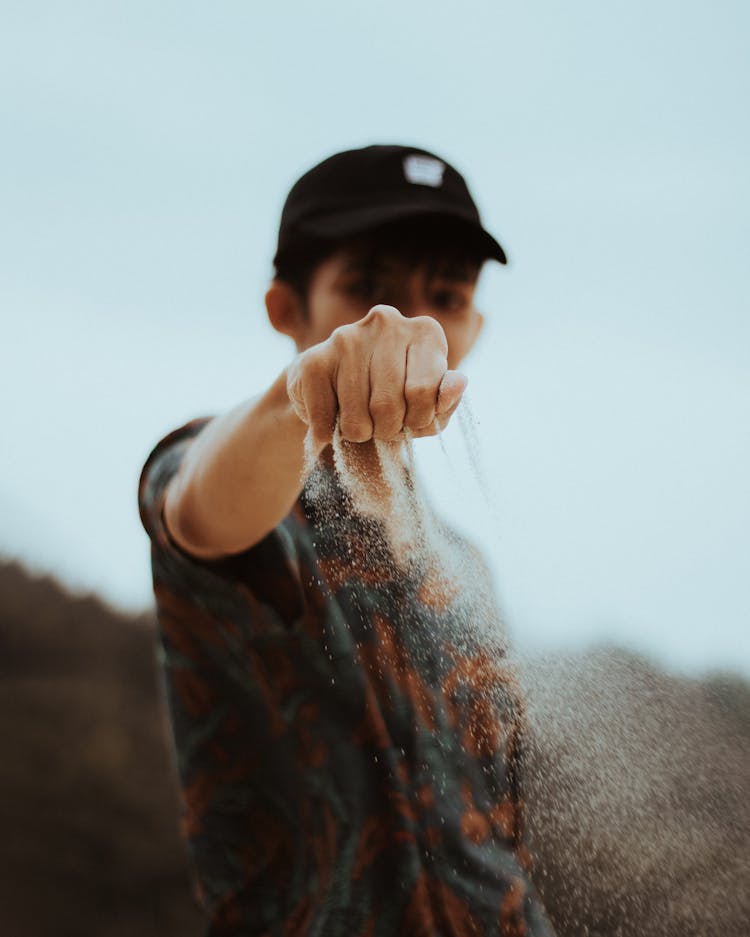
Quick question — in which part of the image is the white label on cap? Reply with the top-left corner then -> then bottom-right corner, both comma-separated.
403,154 -> 445,187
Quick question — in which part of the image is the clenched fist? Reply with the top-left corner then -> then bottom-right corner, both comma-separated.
286,304 -> 468,448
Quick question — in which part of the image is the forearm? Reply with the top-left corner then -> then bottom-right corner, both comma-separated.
164,367 -> 314,558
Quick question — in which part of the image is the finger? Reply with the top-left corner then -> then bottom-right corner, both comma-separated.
335,337 -> 374,443
368,334 -> 407,440
286,356 -> 310,425
403,341 -> 447,431
408,374 -> 467,438
301,359 -> 338,447
409,400 -> 462,439
436,371 -> 468,415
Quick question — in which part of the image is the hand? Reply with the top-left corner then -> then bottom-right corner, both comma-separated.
286,304 -> 468,449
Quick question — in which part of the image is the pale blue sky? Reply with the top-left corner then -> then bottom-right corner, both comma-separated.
1,1 -> 748,675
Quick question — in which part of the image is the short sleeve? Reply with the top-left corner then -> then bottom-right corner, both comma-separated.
138,416 -> 214,551
137,417 -> 305,634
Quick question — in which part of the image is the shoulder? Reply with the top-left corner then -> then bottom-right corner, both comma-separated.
138,415 -> 215,544
137,416 -> 308,628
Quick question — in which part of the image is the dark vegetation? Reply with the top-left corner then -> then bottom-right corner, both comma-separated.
1,558 -> 748,936
0,560 -> 205,937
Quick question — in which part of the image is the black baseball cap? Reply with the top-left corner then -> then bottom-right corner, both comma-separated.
273,144 -> 507,267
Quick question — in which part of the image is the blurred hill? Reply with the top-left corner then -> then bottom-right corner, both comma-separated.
1,558 -> 748,936
0,559 -> 205,937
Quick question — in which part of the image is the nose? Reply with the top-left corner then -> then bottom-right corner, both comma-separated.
392,283 -> 430,320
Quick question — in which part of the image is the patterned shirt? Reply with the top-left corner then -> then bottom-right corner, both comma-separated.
138,417 -> 556,937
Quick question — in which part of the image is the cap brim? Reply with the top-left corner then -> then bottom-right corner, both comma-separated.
287,202 -> 507,265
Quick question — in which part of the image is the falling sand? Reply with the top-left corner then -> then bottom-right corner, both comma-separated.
301,398 -> 750,936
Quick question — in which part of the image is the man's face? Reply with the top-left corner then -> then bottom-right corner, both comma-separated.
295,245 -> 484,370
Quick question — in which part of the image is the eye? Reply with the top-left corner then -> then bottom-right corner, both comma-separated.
430,288 -> 470,312
343,275 -> 386,304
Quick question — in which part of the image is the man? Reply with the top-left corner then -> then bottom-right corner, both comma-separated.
138,144 -> 556,935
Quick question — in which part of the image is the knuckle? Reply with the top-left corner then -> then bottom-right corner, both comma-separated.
300,349 -> 328,382
329,325 -> 355,353
369,303 -> 400,319
365,304 -> 402,327
410,315 -> 447,345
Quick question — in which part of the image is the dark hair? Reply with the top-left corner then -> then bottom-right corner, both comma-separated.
272,239 -> 339,301
273,216 -> 490,303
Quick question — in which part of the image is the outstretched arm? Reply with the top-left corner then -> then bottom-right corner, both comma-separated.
163,305 -> 467,560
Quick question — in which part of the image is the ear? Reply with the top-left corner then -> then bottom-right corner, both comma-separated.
265,280 -> 307,346
465,308 -> 485,356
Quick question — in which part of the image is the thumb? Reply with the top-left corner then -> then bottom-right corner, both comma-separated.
285,361 -> 310,426
437,370 -> 468,415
